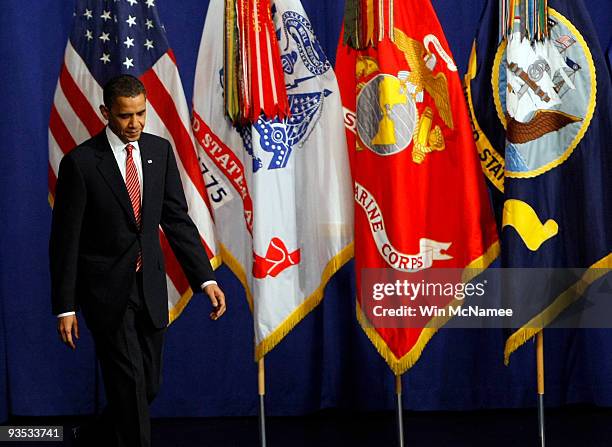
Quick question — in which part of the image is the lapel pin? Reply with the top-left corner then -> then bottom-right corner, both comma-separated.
147,159 -> 153,164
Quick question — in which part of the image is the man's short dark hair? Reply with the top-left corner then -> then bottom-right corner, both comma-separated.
103,75 -> 146,108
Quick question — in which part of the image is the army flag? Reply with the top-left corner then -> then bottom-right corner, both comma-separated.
466,0 -> 612,364
336,0 -> 500,375
192,0 -> 353,359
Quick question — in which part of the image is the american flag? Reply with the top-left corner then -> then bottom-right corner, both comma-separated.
49,0 -> 219,321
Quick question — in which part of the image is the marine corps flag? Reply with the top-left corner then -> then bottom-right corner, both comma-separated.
336,0 -> 499,375
193,0 -> 353,359
466,0 -> 612,364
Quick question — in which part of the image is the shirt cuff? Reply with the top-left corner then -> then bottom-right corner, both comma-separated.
200,280 -> 217,291
57,311 -> 76,318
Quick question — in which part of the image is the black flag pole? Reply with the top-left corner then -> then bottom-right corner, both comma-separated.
396,374 -> 405,447
258,358 -> 267,447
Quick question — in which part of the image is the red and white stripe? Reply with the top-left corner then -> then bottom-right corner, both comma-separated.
49,42 -> 219,317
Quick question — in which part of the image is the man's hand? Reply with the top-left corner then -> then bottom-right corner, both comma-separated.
57,315 -> 79,350
202,284 -> 226,320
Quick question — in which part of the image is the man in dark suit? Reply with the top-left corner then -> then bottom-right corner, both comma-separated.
50,75 -> 225,447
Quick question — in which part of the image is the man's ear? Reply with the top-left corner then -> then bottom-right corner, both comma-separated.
99,104 -> 109,121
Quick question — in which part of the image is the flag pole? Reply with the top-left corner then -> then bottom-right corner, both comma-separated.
536,331 -> 545,447
258,358 -> 267,447
395,374 -> 405,447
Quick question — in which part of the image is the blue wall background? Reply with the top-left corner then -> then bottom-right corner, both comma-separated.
0,0 -> 611,421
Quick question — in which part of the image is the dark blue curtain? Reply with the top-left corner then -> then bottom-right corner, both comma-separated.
0,0 -> 611,419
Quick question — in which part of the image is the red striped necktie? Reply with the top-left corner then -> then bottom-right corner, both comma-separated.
125,143 -> 142,271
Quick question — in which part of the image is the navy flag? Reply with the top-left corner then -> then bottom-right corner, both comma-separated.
466,0 -> 612,363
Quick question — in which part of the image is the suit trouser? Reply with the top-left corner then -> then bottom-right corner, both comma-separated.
92,273 -> 165,447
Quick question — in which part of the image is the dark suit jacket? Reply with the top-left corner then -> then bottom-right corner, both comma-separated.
50,130 -> 214,332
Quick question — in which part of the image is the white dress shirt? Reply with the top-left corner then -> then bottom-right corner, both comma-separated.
57,128 -> 215,318
106,126 -> 144,199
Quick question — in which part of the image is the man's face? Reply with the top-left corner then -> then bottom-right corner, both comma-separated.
100,93 -> 146,143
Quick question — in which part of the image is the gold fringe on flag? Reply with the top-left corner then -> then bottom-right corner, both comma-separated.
504,254 -> 612,365
356,240 -> 500,375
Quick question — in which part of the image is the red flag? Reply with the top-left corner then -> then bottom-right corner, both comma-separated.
336,0 -> 499,374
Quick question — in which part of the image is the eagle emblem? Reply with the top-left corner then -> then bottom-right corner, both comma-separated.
394,28 -> 454,130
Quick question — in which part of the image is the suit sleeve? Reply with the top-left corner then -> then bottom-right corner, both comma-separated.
49,154 -> 87,315
160,141 -> 215,290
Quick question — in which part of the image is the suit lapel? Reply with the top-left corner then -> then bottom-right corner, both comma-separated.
139,134 -> 160,230
95,132 -> 139,230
